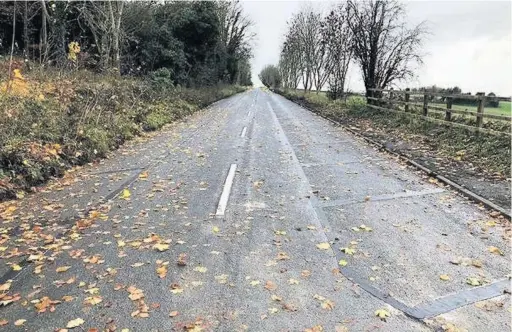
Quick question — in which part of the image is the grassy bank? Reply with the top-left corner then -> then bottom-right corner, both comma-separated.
277,89 -> 510,177
0,67 -> 246,200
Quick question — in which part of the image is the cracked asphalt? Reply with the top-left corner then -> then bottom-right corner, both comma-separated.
0,88 -> 509,331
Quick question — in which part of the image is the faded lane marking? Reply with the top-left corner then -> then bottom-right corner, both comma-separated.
241,126 -> 247,138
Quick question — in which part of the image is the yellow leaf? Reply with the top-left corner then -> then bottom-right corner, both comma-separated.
138,171 -> 149,179
12,264 -> 22,271
316,243 -> 330,250
271,294 -> 282,301
156,265 -> 167,279
153,243 -> 170,252
56,266 -> 71,273
14,319 -> 26,326
213,226 -> 220,233
439,274 -> 450,281
268,307 -> 279,314
193,266 -> 207,273
375,309 -> 391,320
274,230 -> 287,235
340,247 -> 356,255
84,296 -> 102,306
338,259 -> 348,267
170,287 -> 183,294
117,240 -> 126,248
485,220 -> 496,227
360,224 -> 373,232
250,280 -> 260,286
488,246 -> 504,256
119,189 -> 131,200
466,277 -> 481,286
131,262 -> 145,268
321,299 -> 335,310
288,278 -> 299,285
66,318 -> 85,328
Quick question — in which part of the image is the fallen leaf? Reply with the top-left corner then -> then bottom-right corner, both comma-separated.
271,294 -> 282,302
250,280 -> 260,286
288,278 -> 299,285
264,281 -> 277,291
193,266 -> 207,273
84,296 -> 102,306
177,253 -> 187,266
153,243 -> 170,252
321,299 -> 335,310
268,307 -> 279,314
213,226 -> 220,233
466,277 -> 481,286
67,318 -> 85,328
340,247 -> 356,255
169,311 -> 179,317
440,274 -> 450,281
12,265 -> 22,271
215,274 -> 229,284
375,308 -> 391,320
120,189 -> 131,200
488,246 -> 504,256
316,243 -> 330,250
156,265 -> 167,279
301,270 -> 311,278
56,266 -> 71,273
14,319 -> 26,326
338,259 -> 348,267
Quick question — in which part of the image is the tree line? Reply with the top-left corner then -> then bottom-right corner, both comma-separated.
260,0 -> 426,100
0,1 -> 254,87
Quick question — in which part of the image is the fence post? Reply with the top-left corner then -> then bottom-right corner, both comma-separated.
476,96 -> 485,128
445,97 -> 452,121
423,93 -> 428,116
404,88 -> 410,112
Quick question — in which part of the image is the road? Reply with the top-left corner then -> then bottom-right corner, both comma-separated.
0,88 -> 509,331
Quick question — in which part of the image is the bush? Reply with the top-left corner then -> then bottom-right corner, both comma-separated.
0,69 -> 245,200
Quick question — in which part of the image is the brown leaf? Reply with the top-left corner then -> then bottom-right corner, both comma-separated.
177,253 -> 187,266
264,281 -> 277,291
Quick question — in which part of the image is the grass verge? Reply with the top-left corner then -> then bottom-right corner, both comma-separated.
0,67 -> 246,201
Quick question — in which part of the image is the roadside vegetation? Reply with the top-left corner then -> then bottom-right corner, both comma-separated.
0,1 -> 253,200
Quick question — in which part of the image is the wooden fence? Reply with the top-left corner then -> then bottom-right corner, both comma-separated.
366,88 -> 511,136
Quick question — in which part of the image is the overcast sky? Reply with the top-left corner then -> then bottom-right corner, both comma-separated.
242,1 -> 512,96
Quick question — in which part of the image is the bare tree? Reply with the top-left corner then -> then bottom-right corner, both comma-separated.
217,0 -> 254,83
322,4 -> 352,99
78,1 -> 124,73
279,23 -> 302,89
347,0 -> 426,99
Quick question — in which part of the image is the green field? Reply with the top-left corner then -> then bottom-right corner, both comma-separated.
447,101 -> 511,116
286,89 -> 511,117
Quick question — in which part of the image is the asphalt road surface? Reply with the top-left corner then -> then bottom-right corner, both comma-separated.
0,89 -> 509,331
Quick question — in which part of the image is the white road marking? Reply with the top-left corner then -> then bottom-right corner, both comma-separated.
216,164 -> 237,217
240,126 -> 247,138
247,111 -> 252,117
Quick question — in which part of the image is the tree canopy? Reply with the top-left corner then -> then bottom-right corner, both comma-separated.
0,1 -> 254,87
